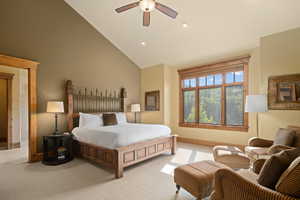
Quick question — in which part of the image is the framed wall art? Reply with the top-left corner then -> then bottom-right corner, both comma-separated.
145,90 -> 160,111
268,73 -> 300,110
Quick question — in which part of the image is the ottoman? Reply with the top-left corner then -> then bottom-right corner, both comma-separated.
213,145 -> 250,169
174,160 -> 229,200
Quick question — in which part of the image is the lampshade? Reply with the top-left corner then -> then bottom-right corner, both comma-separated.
131,104 -> 141,112
245,95 -> 268,113
47,101 -> 64,113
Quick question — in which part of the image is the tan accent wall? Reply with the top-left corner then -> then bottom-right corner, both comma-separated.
259,27 -> 300,140
140,65 -> 165,124
0,79 -> 8,141
0,0 -> 140,151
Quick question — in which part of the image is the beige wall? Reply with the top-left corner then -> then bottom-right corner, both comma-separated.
141,27 -> 300,146
140,65 -> 165,124
259,27 -> 300,140
0,0 -> 140,151
0,65 -> 28,145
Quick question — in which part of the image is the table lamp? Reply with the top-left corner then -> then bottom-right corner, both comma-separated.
47,101 -> 64,135
131,104 -> 141,123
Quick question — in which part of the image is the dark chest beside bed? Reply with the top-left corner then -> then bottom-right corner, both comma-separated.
42,134 -> 74,165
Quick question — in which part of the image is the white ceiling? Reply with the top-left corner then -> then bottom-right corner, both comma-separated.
65,0 -> 300,68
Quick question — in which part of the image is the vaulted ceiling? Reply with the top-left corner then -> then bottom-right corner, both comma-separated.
65,0 -> 300,68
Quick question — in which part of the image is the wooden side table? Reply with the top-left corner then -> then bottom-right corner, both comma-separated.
42,134 -> 73,165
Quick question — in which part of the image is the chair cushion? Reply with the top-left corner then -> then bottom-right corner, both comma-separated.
257,148 -> 300,189
237,169 -> 258,184
288,126 -> 300,147
274,128 -> 295,146
103,113 -> 117,126
213,146 -> 250,169
276,156 -> 300,198
245,146 -> 269,156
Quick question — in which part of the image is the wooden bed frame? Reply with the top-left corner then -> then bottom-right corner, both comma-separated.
66,80 -> 177,178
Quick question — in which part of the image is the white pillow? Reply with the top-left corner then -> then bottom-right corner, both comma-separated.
115,112 -> 127,124
79,113 -> 103,128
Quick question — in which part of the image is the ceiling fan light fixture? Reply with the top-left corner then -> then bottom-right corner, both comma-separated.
139,0 -> 156,12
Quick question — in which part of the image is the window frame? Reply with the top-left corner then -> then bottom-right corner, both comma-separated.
178,56 -> 250,132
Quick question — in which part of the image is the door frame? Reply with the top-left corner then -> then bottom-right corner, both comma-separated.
0,54 -> 39,162
0,72 -> 14,149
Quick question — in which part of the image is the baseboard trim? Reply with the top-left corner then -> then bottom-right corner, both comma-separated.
177,137 -> 245,150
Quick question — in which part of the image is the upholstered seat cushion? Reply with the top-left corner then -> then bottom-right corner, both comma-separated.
245,146 -> 269,157
213,146 -> 250,169
174,161 -> 229,199
237,169 -> 258,184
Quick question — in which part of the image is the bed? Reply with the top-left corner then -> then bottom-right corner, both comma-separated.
66,80 -> 177,178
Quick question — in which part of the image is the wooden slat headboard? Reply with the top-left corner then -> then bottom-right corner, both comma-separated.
66,80 -> 127,131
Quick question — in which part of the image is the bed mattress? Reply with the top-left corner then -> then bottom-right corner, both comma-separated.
72,123 -> 171,149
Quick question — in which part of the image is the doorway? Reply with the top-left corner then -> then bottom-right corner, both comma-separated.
0,55 -> 39,162
0,72 -> 13,150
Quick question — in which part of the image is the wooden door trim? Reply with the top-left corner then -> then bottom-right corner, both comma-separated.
0,72 -> 14,149
0,54 -> 39,162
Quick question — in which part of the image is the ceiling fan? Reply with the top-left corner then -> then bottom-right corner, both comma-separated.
115,0 -> 178,27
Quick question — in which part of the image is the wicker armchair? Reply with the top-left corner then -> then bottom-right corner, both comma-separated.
210,168 -> 298,200
245,126 -> 300,162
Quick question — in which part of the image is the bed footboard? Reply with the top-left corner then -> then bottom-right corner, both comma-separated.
74,135 -> 177,178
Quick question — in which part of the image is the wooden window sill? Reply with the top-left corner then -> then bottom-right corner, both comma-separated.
179,123 -> 249,132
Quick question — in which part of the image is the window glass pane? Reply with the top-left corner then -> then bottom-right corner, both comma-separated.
199,77 -> 206,86
234,71 -> 244,82
214,74 -> 223,85
226,72 -> 234,83
207,75 -> 214,86
190,78 -> 196,87
199,88 -> 221,124
183,78 -> 196,88
226,85 -> 244,126
183,80 -> 189,88
184,91 -> 196,122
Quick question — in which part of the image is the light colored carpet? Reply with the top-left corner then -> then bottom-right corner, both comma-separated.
0,143 -> 213,200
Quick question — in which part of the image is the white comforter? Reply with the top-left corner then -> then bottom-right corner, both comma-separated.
72,123 -> 171,149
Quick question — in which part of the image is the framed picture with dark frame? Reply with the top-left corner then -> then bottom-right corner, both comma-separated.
268,74 -> 300,110
145,90 -> 160,111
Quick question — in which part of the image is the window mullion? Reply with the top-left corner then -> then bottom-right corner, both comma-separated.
195,89 -> 199,123
221,74 -> 226,126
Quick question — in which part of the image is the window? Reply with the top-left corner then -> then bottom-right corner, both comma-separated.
178,57 -> 249,131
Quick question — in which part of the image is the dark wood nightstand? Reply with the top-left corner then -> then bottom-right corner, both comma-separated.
42,134 -> 73,165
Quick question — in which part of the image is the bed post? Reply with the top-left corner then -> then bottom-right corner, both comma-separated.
120,88 -> 126,112
115,149 -> 124,178
66,80 -> 74,132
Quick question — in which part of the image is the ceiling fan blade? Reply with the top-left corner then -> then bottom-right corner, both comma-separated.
115,2 -> 140,13
143,12 -> 150,27
155,2 -> 178,19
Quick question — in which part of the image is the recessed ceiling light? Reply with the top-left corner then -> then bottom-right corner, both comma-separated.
141,42 -> 147,46
182,23 -> 189,28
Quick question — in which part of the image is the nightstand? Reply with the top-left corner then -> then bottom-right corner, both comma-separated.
42,134 -> 73,165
